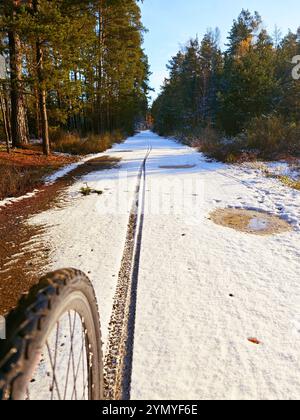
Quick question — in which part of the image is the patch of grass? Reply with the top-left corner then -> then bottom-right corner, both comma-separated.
80,184 -> 93,196
277,175 -> 300,191
0,164 -> 50,200
51,130 -> 124,155
262,168 -> 300,191
80,183 -> 103,196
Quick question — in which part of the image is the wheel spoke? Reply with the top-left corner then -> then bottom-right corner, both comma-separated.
46,329 -> 62,401
82,325 -> 87,400
71,334 -> 84,400
63,312 -> 75,399
70,311 -> 78,400
64,311 -> 78,399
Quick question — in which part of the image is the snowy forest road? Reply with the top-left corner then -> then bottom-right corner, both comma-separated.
28,131 -> 300,400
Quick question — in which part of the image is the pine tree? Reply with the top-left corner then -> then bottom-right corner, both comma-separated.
218,11 -> 276,135
2,0 -> 29,147
275,30 -> 300,124
0,0 -> 149,153
93,0 -> 149,134
198,29 -> 223,125
153,9 -> 300,157
152,31 -> 222,135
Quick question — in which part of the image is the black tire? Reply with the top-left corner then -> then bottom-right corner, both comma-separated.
0,269 -> 103,400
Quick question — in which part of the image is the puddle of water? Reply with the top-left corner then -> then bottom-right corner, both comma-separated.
210,208 -> 292,236
111,150 -> 133,153
0,156 -> 120,315
159,164 -> 196,169
248,217 -> 269,232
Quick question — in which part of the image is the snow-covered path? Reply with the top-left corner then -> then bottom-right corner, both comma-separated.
30,131 -> 300,400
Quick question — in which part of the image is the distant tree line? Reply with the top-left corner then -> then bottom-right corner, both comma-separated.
152,10 -> 300,160
0,0 -> 150,155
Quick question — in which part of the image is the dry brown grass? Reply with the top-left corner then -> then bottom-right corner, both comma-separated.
246,116 -> 300,157
0,131 -> 123,200
280,176 -> 300,190
0,164 -> 50,200
263,170 -> 300,191
174,117 -> 300,163
0,147 -> 77,200
51,130 -> 124,155
179,127 -> 256,163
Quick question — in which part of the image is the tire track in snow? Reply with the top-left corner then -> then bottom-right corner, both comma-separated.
103,143 -> 152,400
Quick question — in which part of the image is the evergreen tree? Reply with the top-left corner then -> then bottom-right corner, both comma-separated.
275,30 -> 300,124
219,16 -> 277,135
153,8 -> 300,157
1,1 -> 29,147
153,30 -> 222,135
0,0 -> 150,153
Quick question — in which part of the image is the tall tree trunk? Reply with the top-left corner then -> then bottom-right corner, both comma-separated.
34,84 -> 42,139
0,85 -> 11,153
4,87 -> 12,142
97,2 -> 104,134
8,1 -> 29,148
36,42 -> 50,155
33,0 -> 50,156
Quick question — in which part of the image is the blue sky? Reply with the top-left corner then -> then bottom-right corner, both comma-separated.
140,0 -> 300,101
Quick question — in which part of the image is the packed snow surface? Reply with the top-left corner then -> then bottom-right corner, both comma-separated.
29,131 -> 300,400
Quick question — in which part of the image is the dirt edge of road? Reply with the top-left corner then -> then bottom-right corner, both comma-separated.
0,156 -> 120,316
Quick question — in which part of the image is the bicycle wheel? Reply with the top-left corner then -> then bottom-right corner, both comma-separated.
0,269 -> 103,400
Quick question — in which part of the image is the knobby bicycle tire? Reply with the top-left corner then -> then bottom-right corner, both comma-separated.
0,269 -> 103,400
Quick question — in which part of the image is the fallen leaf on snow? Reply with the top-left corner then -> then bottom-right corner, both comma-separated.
248,338 -> 261,345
